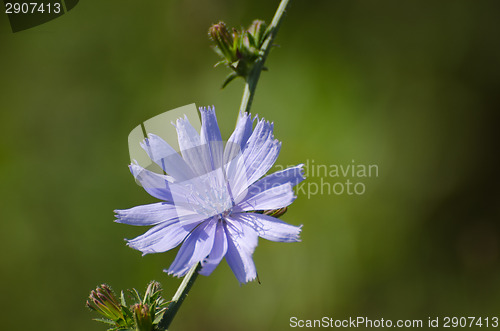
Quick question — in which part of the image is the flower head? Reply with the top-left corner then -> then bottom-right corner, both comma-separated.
115,107 -> 305,283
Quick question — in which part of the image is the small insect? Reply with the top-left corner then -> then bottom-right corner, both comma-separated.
262,207 -> 288,218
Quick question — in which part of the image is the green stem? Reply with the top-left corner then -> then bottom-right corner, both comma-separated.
158,263 -> 201,330
239,0 -> 291,113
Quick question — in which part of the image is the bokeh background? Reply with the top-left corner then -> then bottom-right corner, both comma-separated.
1,1 -> 499,330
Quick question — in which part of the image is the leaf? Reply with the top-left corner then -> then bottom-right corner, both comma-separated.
221,72 -> 239,89
121,305 -> 134,321
93,317 -> 117,326
261,26 -> 272,47
246,32 -> 257,48
213,60 -> 226,68
120,291 -> 127,307
128,288 -> 142,303
211,45 -> 225,59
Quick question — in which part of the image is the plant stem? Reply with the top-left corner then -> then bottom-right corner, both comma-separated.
158,263 -> 201,330
239,0 -> 291,113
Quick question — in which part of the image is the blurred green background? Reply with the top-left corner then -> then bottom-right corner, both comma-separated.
1,1 -> 499,330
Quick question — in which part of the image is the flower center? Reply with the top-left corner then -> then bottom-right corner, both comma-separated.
189,182 -> 233,218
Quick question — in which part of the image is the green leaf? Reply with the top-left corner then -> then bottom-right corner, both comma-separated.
211,45 -> 225,59
262,26 -> 272,47
129,288 -> 142,303
153,311 -> 165,325
246,31 -> 257,48
221,72 -> 239,89
121,305 -> 134,321
93,317 -> 117,326
120,291 -> 127,307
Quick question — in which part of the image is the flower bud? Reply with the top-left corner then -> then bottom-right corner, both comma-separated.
133,303 -> 153,331
209,22 -> 237,62
144,281 -> 162,299
209,20 -> 272,87
246,20 -> 269,49
86,284 -> 124,322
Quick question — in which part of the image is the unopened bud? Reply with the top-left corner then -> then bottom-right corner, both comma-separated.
144,281 -> 162,298
87,284 -> 124,322
209,19 -> 271,87
209,22 -> 237,62
247,20 -> 268,49
133,303 -> 153,331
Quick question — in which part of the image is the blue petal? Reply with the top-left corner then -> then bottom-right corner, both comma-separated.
129,163 -> 174,201
140,134 -> 195,182
236,164 -> 305,204
130,163 -> 196,206
200,106 -> 223,170
115,202 -> 198,226
175,116 -> 212,177
126,212 -> 206,255
224,217 -> 259,283
232,212 -> 302,243
223,111 -> 254,164
166,218 -> 218,277
225,119 -> 281,198
199,221 -> 228,276
236,183 -> 295,211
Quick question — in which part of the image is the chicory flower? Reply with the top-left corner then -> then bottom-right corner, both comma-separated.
115,107 -> 304,283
